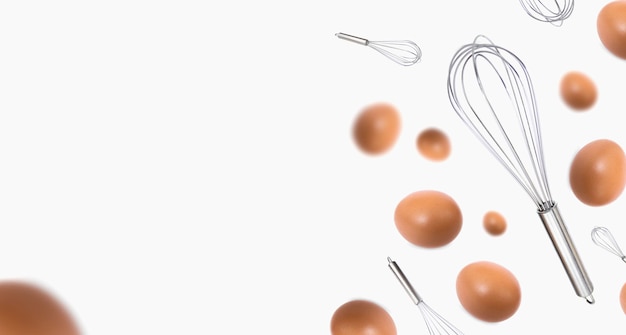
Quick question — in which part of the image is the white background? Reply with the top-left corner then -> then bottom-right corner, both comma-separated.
1,0 -> 626,334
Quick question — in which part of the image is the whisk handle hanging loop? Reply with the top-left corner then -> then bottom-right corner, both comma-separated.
538,203 -> 594,303
387,257 -> 423,305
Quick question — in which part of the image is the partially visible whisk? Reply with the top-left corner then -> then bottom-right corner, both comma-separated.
518,0 -> 574,26
591,226 -> 626,263
387,257 -> 464,335
335,32 -> 422,66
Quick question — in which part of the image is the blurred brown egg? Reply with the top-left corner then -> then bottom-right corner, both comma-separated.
353,102 -> 401,155
619,283 -> 626,314
416,128 -> 451,161
569,139 -> 626,206
0,281 -> 81,335
330,299 -> 396,335
483,211 -> 507,236
456,261 -> 521,322
560,71 -> 597,111
598,1 -> 626,60
394,190 -> 462,248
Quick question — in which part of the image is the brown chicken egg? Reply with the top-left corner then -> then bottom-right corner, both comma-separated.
353,102 -> 401,155
569,139 -> 626,206
0,281 -> 81,335
394,190 -> 462,248
619,283 -> 626,314
416,128 -> 451,161
560,71 -> 597,111
598,1 -> 626,60
456,261 -> 521,322
483,211 -> 507,236
330,299 -> 396,335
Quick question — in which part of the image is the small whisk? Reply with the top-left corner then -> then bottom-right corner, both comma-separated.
591,226 -> 626,263
447,35 -> 594,303
518,0 -> 574,26
387,257 -> 464,335
335,32 -> 422,66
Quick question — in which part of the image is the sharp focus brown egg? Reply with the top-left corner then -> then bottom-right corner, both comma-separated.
569,139 -> 626,206
597,1 -> 626,60
483,211 -> 507,236
0,281 -> 81,335
560,71 -> 597,111
619,283 -> 626,314
394,190 -> 462,248
456,261 -> 521,323
353,102 -> 401,155
416,128 -> 451,161
330,299 -> 396,335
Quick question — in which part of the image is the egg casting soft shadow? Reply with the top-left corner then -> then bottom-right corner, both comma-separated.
0,281 -> 81,335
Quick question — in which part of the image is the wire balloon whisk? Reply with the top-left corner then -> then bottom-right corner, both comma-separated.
518,0 -> 574,25
335,32 -> 422,66
591,226 -> 626,263
387,257 -> 464,335
447,35 -> 594,303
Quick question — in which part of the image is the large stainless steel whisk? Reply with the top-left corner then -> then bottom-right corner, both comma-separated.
446,35 -> 594,303
518,0 -> 574,26
387,257 -> 464,335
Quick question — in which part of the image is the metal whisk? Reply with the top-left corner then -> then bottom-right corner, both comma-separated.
591,226 -> 626,263
446,35 -> 594,303
387,257 -> 464,335
518,0 -> 574,25
335,32 -> 422,66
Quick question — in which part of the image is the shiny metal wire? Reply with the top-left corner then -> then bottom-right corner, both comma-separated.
418,303 -> 464,335
591,226 -> 626,262
518,0 -> 574,26
335,32 -> 422,66
447,35 -> 550,210
388,258 -> 464,335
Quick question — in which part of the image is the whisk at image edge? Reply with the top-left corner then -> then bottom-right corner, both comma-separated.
591,226 -> 626,263
387,257 -> 465,335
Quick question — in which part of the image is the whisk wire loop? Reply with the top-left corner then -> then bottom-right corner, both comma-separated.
335,32 -> 422,66
419,303 -> 463,335
519,0 -> 574,25
368,39 -> 422,67
388,258 -> 464,335
485,53 -> 546,205
591,226 -> 626,262
448,36 -> 552,208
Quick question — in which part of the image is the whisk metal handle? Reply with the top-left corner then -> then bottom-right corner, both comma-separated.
335,32 -> 369,46
387,257 -> 423,305
538,203 -> 594,303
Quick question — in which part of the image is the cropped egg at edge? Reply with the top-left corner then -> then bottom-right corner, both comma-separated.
598,1 -> 626,60
331,299 -> 396,335
569,139 -> 626,206
0,281 -> 81,335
